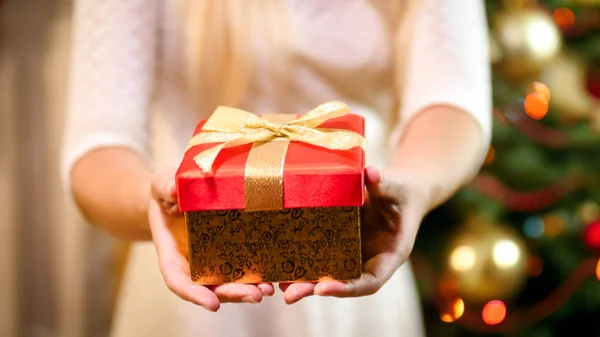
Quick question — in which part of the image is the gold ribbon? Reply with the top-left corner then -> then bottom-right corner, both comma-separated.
186,101 -> 365,211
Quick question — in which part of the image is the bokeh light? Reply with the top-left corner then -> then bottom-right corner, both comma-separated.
527,256 -> 544,277
584,221 -> 600,251
482,300 -> 507,325
524,92 -> 549,120
554,8 -> 576,27
596,259 -> 600,281
543,214 -> 565,237
529,81 -> 551,102
526,17 -> 561,59
523,216 -> 544,238
493,239 -> 521,269
579,201 -> 600,224
450,245 -> 476,272
440,298 -> 465,323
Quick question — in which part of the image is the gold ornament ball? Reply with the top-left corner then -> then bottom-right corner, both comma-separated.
492,9 -> 562,81
540,53 -> 593,120
445,217 -> 528,303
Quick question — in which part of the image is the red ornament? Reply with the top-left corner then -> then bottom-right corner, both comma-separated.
584,220 -> 600,251
587,67 -> 600,101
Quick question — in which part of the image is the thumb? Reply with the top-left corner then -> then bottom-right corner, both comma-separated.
365,166 -> 381,194
365,166 -> 381,185
151,167 -> 178,204
368,168 -> 412,206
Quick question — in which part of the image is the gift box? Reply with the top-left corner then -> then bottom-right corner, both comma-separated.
176,102 -> 365,284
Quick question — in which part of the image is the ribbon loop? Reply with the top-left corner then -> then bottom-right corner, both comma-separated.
187,101 -> 364,173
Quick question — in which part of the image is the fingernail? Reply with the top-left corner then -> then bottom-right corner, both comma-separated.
241,296 -> 258,304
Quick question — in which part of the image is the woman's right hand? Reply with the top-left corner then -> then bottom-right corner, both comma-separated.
148,167 -> 275,311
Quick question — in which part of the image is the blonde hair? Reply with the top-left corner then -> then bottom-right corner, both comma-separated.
178,0 -> 420,115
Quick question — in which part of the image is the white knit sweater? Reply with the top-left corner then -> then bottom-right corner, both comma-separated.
62,1 -> 491,336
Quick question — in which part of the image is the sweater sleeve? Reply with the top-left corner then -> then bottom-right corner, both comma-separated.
61,0 -> 159,189
395,0 -> 492,162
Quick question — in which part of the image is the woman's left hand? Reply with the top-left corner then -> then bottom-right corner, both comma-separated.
280,166 -> 431,303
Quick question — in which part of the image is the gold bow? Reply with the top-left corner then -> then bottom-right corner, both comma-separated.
186,101 -> 365,211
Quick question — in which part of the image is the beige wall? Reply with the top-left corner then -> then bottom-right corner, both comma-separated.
0,30 -> 19,337
1,1 -> 123,336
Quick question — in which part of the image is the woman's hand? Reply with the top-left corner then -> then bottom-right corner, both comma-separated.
280,166 -> 430,303
148,167 -> 275,311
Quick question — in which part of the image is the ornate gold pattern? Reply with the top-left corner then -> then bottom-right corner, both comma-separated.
186,207 -> 362,284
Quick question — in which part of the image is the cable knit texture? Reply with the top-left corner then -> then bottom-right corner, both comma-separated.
63,1 -> 491,337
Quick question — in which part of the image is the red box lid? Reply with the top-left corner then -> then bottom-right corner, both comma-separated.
176,114 -> 365,212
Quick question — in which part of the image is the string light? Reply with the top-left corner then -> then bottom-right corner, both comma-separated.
441,298 -> 465,323
482,300 -> 507,325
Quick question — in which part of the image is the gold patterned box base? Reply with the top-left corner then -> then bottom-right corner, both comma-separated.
186,207 -> 362,284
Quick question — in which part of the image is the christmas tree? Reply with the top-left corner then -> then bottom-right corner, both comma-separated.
413,1 -> 600,336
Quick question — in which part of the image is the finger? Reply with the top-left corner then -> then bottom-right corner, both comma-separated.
365,166 -> 381,185
364,192 -> 400,233
366,171 -> 402,204
162,261 -> 220,311
283,282 -> 317,304
373,201 -> 402,233
314,252 -> 398,298
362,200 -> 398,232
258,283 -> 275,296
320,206 -> 423,298
149,201 -> 220,311
367,167 -> 411,204
365,169 -> 407,232
365,166 -> 386,200
161,200 -> 182,216
363,168 -> 395,232
209,283 -> 264,304
151,167 -> 178,203
365,170 -> 397,209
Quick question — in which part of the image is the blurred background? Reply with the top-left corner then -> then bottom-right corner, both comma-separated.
1,0 -> 600,336
1,1 -> 128,337
415,0 -> 600,336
